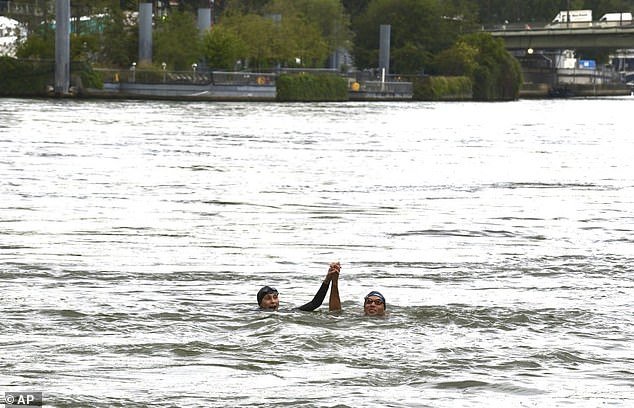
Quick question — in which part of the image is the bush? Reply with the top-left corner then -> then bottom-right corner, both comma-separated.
413,75 -> 472,101
461,33 -> 522,101
0,57 -> 54,96
0,57 -> 106,96
276,73 -> 348,102
73,61 -> 104,90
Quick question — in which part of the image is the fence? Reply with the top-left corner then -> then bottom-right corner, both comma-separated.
94,68 -> 278,87
0,1 -> 53,16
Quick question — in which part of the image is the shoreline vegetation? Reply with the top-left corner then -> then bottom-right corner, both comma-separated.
1,57 -> 630,102
2,1 -> 633,102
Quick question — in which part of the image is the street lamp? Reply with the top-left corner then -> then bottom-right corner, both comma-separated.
161,62 -> 167,83
192,63 -> 198,83
130,62 -> 136,83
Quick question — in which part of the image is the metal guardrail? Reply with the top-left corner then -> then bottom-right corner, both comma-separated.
92,68 -> 415,99
356,81 -> 413,94
93,69 -> 415,92
94,69 -> 278,86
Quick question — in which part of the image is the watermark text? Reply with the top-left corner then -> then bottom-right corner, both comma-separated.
2,392 -> 42,407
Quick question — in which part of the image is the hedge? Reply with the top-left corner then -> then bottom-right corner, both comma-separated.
0,57 -> 54,96
276,73 -> 348,102
0,57 -> 103,96
413,76 -> 472,101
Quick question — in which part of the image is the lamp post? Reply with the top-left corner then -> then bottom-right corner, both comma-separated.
130,62 -> 136,83
161,62 -> 167,83
192,63 -> 198,83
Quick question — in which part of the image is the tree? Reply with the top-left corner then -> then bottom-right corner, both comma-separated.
153,11 -> 202,70
461,32 -> 522,100
265,0 -> 353,58
100,2 -> 137,67
15,26 -> 55,60
222,0 -> 272,14
202,24 -> 246,70
351,0 -> 478,74
218,11 -> 328,70
277,13 -> 328,67
220,13 -> 276,70
342,0 -> 370,17
431,41 -> 479,77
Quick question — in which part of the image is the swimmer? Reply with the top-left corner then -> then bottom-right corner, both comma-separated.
319,263 -> 386,316
363,290 -> 386,316
257,262 -> 341,311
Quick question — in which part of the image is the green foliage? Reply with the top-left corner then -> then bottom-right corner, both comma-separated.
0,56 -> 54,96
76,62 -> 104,89
276,73 -> 348,101
15,26 -> 55,60
281,15 -> 329,67
266,0 -> 353,55
342,0 -> 370,17
154,11 -> 203,70
223,0 -> 273,14
413,76 -> 472,101
0,57 -> 104,95
352,0 -> 479,73
460,32 -> 523,101
99,4 -> 137,67
202,25 -> 247,70
425,32 -> 522,101
224,13 -> 275,70
221,11 -> 329,70
431,41 -> 479,77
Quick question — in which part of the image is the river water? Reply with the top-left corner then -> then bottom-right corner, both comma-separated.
1,97 -> 633,407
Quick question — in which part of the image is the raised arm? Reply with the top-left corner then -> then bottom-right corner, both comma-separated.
328,262 -> 341,312
296,263 -> 336,311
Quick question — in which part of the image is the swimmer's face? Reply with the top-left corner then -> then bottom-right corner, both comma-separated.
260,293 -> 279,310
364,296 -> 385,316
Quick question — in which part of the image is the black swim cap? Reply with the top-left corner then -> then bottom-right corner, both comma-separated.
257,286 -> 278,306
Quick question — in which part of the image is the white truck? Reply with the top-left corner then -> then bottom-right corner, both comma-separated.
598,12 -> 633,26
548,10 -> 593,27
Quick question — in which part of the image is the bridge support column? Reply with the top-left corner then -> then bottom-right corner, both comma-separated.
198,8 -> 211,33
379,24 -> 391,77
54,0 -> 70,95
139,2 -> 153,65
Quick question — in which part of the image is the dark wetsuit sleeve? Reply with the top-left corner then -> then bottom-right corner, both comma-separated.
296,281 -> 329,311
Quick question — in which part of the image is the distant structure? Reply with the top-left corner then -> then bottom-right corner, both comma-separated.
55,0 -> 70,95
197,7 -> 211,32
379,24 -> 391,77
139,2 -> 152,65
0,16 -> 26,57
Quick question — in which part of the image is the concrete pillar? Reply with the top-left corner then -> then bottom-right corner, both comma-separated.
139,2 -> 153,65
379,24 -> 391,77
198,8 -> 211,33
54,0 -> 70,95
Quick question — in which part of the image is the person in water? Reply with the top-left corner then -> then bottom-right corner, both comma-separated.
363,290 -> 386,316
257,262 -> 341,311
321,264 -> 385,316
318,262 -> 386,316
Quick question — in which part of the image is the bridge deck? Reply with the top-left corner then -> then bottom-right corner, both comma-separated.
490,26 -> 634,49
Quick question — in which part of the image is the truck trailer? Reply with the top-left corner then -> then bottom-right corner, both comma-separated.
548,10 -> 593,27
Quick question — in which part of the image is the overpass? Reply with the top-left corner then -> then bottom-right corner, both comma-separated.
490,26 -> 634,50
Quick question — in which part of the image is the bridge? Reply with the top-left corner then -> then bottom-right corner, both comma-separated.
490,25 -> 634,50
